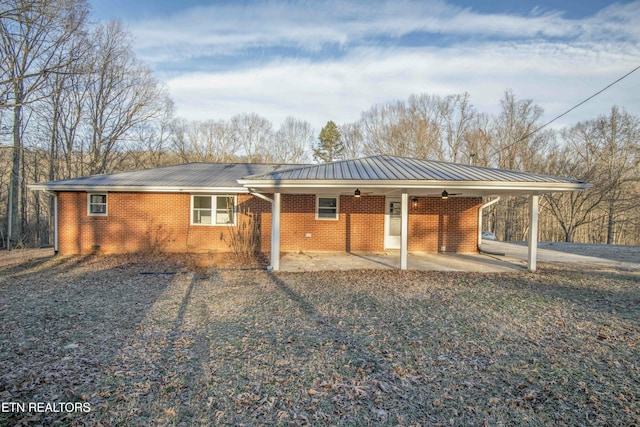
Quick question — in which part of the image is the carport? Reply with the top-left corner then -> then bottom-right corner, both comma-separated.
239,155 -> 591,272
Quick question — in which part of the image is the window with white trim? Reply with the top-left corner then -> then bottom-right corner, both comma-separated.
88,193 -> 107,216
191,195 -> 236,225
316,195 -> 339,220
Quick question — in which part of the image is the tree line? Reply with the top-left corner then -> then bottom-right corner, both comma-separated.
2,0 -> 639,249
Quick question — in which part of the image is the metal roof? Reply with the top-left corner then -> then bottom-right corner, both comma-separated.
29,163 -> 297,192
241,155 -> 587,184
29,156 -> 589,195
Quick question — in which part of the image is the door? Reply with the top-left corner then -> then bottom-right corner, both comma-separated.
384,197 -> 402,249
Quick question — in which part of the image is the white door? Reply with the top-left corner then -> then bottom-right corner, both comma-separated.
384,198 -> 402,249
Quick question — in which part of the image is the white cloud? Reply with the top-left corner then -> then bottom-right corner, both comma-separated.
166,41 -> 640,131
115,0 -> 640,131
129,1 -> 570,58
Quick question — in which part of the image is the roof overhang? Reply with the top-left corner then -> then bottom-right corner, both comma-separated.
29,177 -> 591,197
239,179 -> 591,196
27,184 -> 249,193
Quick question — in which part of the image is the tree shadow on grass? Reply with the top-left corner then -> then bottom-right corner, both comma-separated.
266,270 -> 386,373
0,253 -> 184,426
0,249 -> 59,277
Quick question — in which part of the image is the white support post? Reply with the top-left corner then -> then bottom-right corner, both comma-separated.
53,193 -> 59,254
400,191 -> 408,270
527,194 -> 539,272
271,192 -> 281,271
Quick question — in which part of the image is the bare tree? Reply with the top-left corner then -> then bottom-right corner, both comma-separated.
592,107 -> 640,244
272,116 -> 313,163
171,118 -> 192,162
230,113 -> 273,163
461,112 -> 493,167
171,118 -> 241,163
361,100 -> 415,157
439,92 -> 476,162
407,94 -> 444,159
361,93 -> 474,161
491,89 -> 551,172
129,97 -> 176,168
542,129 -> 608,242
545,107 -> 640,243
339,121 -> 363,160
0,0 -> 88,247
489,90 -> 552,241
83,21 -> 169,174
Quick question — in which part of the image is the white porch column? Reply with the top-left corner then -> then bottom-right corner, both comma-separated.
53,193 -> 59,254
400,191 -> 408,270
527,194 -> 539,272
271,192 -> 281,271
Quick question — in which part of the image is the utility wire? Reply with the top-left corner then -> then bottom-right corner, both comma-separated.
504,64 -> 640,149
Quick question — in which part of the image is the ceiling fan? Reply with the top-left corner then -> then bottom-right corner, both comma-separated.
421,190 -> 462,199
353,188 -> 374,197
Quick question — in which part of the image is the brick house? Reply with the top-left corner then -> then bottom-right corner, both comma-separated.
30,155 -> 590,271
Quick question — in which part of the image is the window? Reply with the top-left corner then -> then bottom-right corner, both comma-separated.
88,193 -> 107,216
192,196 -> 212,224
192,195 -> 235,225
316,195 -> 339,220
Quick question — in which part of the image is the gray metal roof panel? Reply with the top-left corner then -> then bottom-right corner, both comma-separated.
242,155 -> 587,184
33,155 -> 587,191
35,163 -> 299,190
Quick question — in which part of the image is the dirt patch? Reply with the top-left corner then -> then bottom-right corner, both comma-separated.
0,253 -> 638,426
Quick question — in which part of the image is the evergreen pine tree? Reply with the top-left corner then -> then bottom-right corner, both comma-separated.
313,120 -> 344,162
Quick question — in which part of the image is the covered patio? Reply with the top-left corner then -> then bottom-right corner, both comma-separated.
239,155 -> 591,272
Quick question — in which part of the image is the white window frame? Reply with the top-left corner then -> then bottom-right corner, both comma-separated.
190,195 -> 236,226
315,195 -> 339,221
87,193 -> 108,216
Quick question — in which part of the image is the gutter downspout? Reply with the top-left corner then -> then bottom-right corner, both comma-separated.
478,197 -> 501,254
249,189 -> 275,270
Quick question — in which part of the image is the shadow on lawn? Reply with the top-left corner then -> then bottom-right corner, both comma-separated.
0,253 -> 181,426
266,270 -> 385,374
0,251 -> 58,277
153,271 -> 211,397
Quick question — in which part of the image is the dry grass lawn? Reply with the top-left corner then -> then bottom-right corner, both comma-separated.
0,250 -> 638,426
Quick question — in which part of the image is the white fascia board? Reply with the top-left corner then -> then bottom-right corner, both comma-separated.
27,184 -> 248,193
237,179 -> 591,193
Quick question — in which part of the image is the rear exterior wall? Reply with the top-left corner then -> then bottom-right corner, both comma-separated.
56,192 -> 480,255
56,192 -> 272,255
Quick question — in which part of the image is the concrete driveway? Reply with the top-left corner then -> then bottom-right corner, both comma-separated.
279,240 -> 628,272
480,241 -> 625,264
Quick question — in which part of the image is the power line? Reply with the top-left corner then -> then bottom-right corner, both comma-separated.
504,64 -> 640,149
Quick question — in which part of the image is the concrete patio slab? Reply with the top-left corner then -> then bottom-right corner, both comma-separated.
279,241 -> 627,272
279,250 -> 525,273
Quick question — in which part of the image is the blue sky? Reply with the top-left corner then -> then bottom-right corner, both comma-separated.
89,0 -> 640,132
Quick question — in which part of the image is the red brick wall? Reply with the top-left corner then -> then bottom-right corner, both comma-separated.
56,192 -> 480,255
56,192 -> 272,255
280,195 -> 385,252
408,197 -> 481,253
